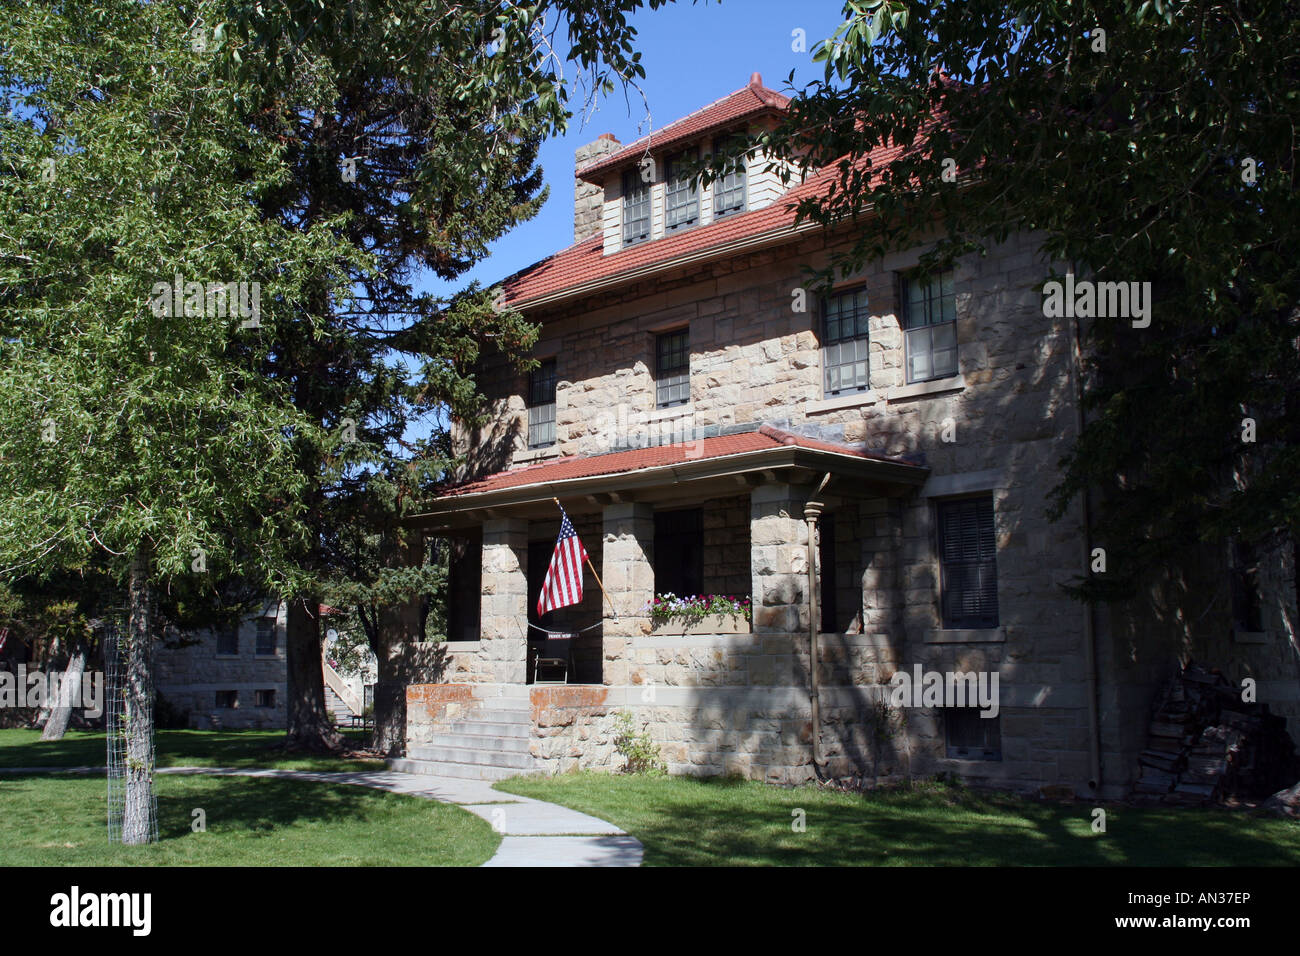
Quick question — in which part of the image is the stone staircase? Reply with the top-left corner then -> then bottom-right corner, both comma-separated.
388,694 -> 535,781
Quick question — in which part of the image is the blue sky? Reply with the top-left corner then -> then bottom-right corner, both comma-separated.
416,0 -> 849,303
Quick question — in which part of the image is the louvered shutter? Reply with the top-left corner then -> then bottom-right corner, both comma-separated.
938,497 -> 999,628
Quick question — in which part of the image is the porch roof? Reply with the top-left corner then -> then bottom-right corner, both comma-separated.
407,425 -> 928,528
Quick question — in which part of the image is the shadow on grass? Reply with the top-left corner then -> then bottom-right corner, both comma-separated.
0,771 -> 499,867
0,728 -> 380,771
499,774 -> 1300,867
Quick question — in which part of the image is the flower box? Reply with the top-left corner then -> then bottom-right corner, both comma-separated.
649,612 -> 752,636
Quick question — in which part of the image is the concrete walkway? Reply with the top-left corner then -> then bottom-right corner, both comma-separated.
1,765 -> 643,867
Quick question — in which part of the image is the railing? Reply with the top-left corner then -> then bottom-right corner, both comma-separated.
322,660 -> 363,715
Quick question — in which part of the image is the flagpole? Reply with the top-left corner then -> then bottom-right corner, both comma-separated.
553,497 -> 619,621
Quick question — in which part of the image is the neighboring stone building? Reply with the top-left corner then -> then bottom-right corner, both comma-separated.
402,74 -> 1300,796
156,601 -> 288,729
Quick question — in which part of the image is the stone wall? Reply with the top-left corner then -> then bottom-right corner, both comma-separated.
405,683 -> 481,747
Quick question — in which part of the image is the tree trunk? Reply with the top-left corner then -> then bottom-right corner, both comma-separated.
371,674 -> 405,757
40,643 -> 86,741
286,596 -> 341,752
369,535 -> 424,756
33,635 -> 60,729
122,550 -> 155,845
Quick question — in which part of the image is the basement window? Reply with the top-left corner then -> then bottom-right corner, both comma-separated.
255,689 -> 276,709
215,690 -> 238,710
945,707 -> 1001,760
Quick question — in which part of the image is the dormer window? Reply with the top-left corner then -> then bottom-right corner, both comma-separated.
712,134 -> 747,218
622,168 -> 651,247
664,150 -> 699,232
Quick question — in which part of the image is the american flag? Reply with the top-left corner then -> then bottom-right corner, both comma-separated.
537,507 -> 589,617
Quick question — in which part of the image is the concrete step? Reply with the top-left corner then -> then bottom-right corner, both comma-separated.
469,708 -> 531,723
387,757 -> 528,782
447,719 -> 529,738
429,733 -> 532,754
408,745 -> 535,770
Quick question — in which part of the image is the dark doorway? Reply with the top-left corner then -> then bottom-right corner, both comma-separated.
654,508 -> 703,597
445,528 -> 482,642
818,512 -> 837,633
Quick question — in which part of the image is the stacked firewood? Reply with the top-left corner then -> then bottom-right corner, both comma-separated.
1133,662 -> 1298,805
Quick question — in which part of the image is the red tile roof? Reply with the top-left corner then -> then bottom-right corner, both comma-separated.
575,75 -> 790,183
501,140 -> 905,308
440,425 -> 910,498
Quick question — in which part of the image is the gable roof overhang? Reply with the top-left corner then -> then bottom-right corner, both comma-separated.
406,435 -> 928,533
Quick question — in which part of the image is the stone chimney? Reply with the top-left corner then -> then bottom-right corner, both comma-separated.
573,133 -> 621,244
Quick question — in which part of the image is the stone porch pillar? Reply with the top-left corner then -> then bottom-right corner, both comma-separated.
481,517 -> 528,684
751,482 -> 811,635
601,502 -> 654,685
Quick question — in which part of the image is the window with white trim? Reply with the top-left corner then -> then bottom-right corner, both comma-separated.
655,329 -> 690,407
664,150 -> 700,232
527,358 -> 557,448
712,134 -> 747,219
902,269 -> 958,383
821,288 -> 871,396
622,168 -> 650,246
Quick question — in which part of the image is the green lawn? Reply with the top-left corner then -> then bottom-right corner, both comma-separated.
0,728 -> 386,773
0,772 -> 499,866
495,772 -> 1300,866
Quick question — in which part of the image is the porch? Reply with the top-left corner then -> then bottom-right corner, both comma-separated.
401,425 -> 929,781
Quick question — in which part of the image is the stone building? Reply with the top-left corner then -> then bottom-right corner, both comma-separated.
155,601 -> 288,729
402,74 -> 1299,796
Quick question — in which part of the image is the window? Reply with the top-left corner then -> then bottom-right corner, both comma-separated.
527,358 -> 557,448
255,689 -> 276,709
215,690 -> 238,710
664,150 -> 699,232
712,135 -> 747,218
821,288 -> 871,395
653,509 -> 703,597
255,617 -> 276,656
656,329 -> 690,407
902,269 -> 958,383
945,707 -> 1001,760
937,496 -> 999,629
216,626 -> 239,656
1231,539 -> 1263,632
622,168 -> 651,246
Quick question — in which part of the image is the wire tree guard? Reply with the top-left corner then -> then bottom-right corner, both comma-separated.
105,606 -> 158,845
